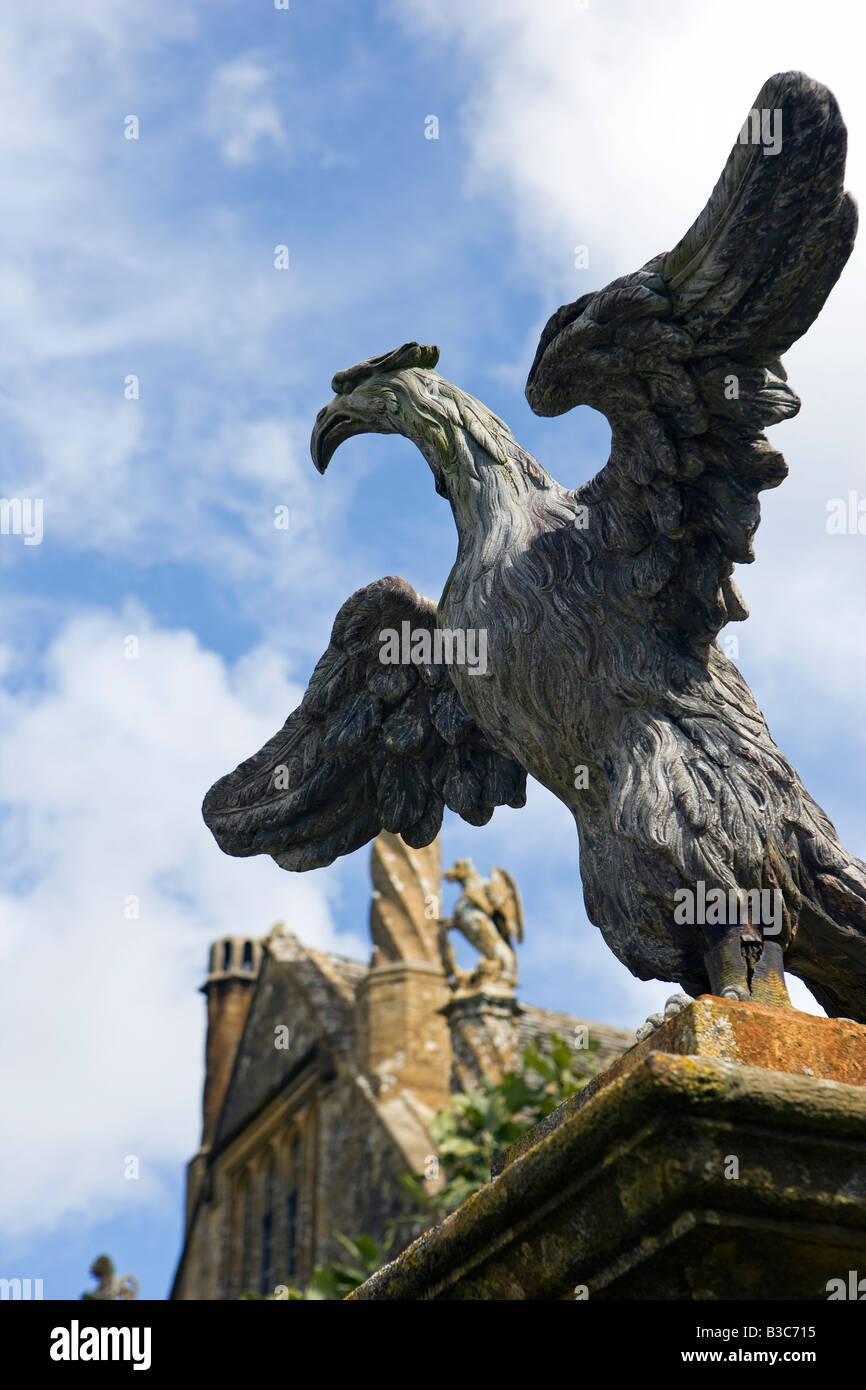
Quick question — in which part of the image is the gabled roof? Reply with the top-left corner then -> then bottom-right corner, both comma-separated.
208,925 -> 634,1160
211,928 -> 360,1156
518,1005 -> 633,1062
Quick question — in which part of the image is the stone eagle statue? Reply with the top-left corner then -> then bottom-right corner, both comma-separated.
203,72 -> 866,1021
439,858 -> 524,989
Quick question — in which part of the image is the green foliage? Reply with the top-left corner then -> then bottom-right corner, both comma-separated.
244,1234 -> 385,1301
257,1031 -> 603,1300
397,1031 -> 603,1220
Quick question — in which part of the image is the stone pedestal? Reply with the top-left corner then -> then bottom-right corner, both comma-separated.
348,997 -> 866,1300
441,986 -> 525,1088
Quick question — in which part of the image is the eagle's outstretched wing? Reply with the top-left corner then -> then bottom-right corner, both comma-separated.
488,866 -> 524,944
202,577 -> 526,871
526,71 -> 856,658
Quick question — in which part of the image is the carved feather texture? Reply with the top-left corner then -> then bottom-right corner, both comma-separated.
527,71 -> 857,658
202,577 -> 526,871
506,72 -> 866,1015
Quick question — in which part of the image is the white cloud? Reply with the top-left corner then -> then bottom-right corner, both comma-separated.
203,57 -> 286,167
393,0 -> 866,283
0,9 -> 374,599
0,604 -> 366,1242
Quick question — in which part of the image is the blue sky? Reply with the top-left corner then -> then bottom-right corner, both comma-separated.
1,0 -> 864,1300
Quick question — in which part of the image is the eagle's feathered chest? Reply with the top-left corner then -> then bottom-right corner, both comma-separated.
441,515 -> 787,824
441,527 -> 602,806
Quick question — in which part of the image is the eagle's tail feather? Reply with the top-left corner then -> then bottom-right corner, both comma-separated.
787,835 -> 866,1023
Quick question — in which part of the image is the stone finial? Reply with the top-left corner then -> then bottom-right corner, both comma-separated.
369,831 -> 442,967
82,1255 -> 138,1301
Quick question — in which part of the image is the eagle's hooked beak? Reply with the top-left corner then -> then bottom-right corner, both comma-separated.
311,342 -> 440,474
311,387 -> 452,501
310,398 -> 373,474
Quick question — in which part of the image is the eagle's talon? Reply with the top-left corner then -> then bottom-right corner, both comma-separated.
636,992 -> 694,1041
664,993 -> 693,1018
720,985 -> 750,1002
635,1010 -> 664,1041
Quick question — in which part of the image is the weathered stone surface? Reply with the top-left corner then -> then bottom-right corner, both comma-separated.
350,1001 -> 866,1300
183,935 -> 262,1232
369,831 -> 441,967
201,937 -> 263,1151
213,926 -> 357,1154
356,960 -> 452,1112
501,994 -> 866,1172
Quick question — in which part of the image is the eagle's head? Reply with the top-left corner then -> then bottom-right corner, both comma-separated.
311,341 -> 566,574
311,340 -> 448,481
443,857 -> 474,884
310,340 -> 538,510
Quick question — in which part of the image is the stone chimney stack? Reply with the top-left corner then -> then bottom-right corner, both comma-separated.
200,935 -> 263,1150
183,935 -> 262,1232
